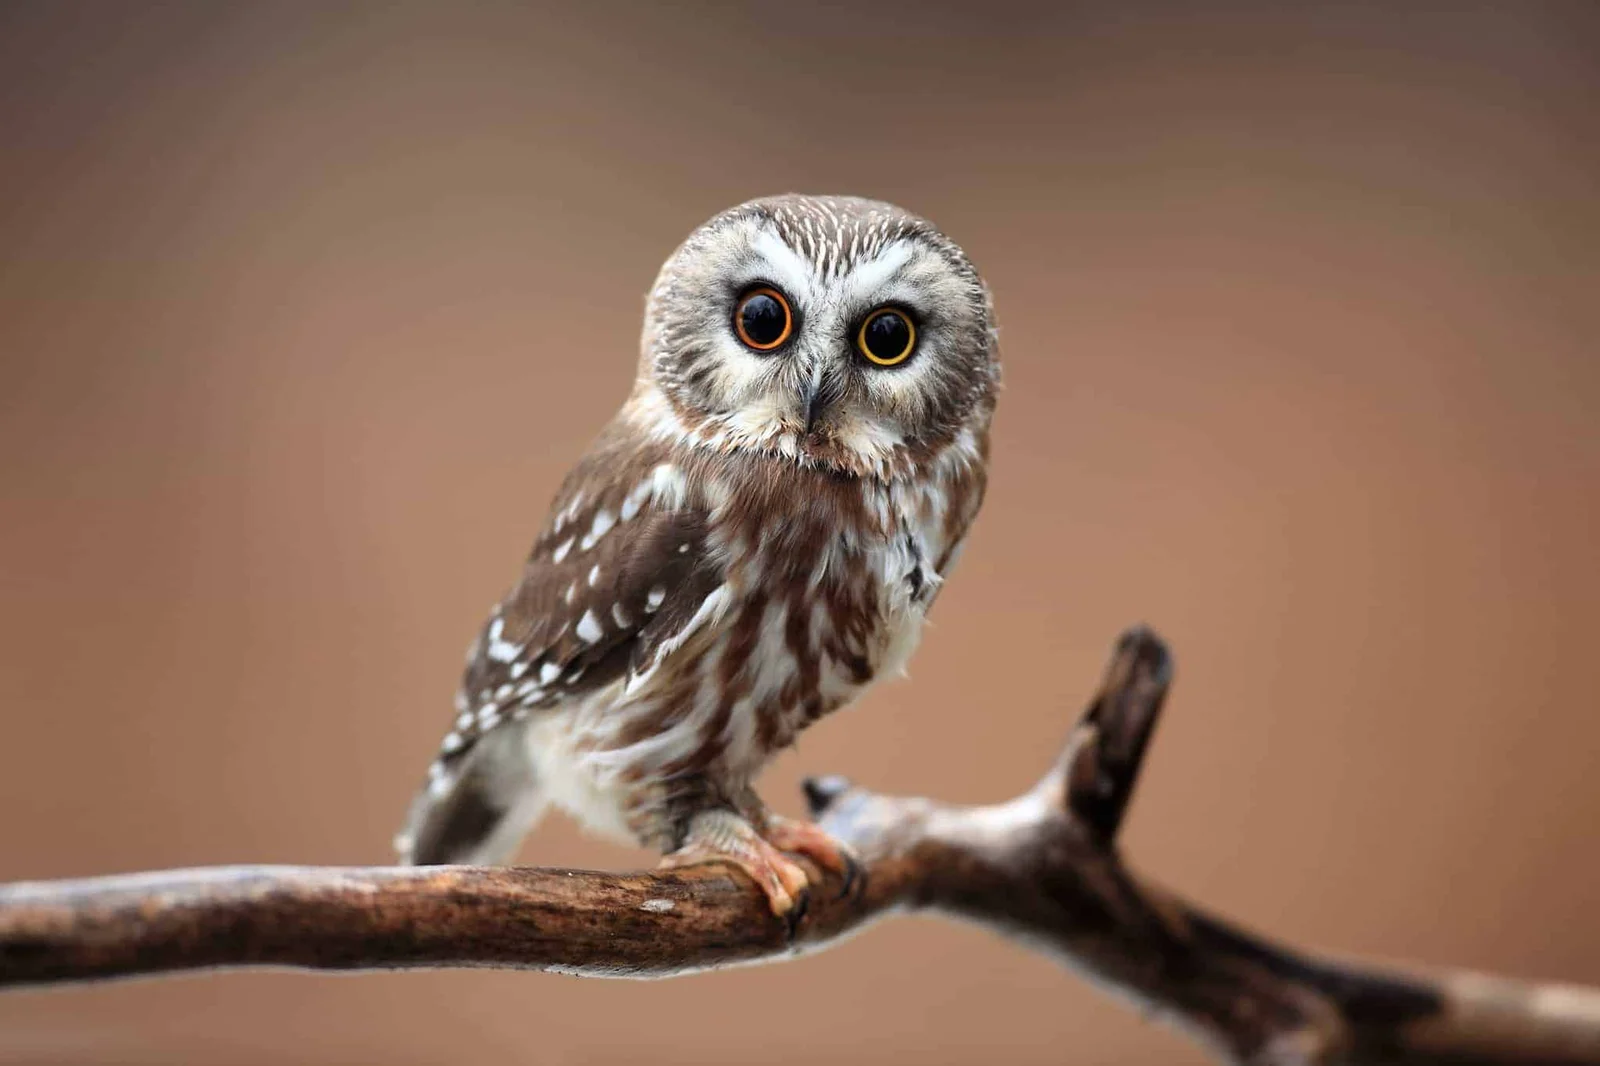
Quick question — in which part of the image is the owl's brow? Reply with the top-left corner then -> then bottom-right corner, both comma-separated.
746,227 -> 814,305
760,201 -> 926,278
839,239 -> 918,303
742,228 -> 929,319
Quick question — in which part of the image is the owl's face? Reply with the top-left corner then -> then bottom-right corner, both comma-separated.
638,196 -> 998,478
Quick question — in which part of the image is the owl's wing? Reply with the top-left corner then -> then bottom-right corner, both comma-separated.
397,435 -> 723,863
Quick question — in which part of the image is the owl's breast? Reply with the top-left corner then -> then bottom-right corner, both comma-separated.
581,457 -> 973,792
758,475 -> 950,711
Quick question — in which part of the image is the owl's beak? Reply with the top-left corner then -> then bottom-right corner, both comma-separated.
803,388 -> 824,434
801,369 -> 842,435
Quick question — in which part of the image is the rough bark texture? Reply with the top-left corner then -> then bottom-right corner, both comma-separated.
2,627 -> 1596,1065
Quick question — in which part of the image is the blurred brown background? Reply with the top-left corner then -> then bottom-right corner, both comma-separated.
1,2 -> 1597,1063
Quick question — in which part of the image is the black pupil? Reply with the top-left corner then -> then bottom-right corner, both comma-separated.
865,311 -> 911,361
739,293 -> 786,347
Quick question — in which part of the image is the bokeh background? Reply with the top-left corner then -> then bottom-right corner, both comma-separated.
2,2 -> 1597,1063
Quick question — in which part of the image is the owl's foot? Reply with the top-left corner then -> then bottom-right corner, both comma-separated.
762,814 -> 863,900
660,809 -> 813,926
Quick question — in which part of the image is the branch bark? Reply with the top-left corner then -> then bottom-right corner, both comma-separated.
2,627 -> 1596,1065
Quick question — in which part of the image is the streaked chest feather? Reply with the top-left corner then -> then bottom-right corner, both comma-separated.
558,471 -> 952,817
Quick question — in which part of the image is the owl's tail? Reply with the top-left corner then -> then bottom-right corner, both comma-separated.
394,721 -> 547,866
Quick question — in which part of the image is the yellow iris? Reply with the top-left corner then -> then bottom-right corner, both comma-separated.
857,308 -> 916,366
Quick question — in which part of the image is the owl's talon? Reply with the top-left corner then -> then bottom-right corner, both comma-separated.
785,885 -> 810,939
660,809 -> 813,927
838,849 -> 866,900
763,815 -> 862,900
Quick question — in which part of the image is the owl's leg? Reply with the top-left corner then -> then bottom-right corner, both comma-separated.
658,808 -> 813,921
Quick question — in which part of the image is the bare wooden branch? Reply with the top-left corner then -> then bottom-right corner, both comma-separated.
2,626 -> 1596,1065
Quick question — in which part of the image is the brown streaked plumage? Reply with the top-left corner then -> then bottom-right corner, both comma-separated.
397,195 -> 999,916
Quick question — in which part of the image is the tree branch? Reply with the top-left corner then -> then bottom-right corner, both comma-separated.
2,626 -> 1596,1064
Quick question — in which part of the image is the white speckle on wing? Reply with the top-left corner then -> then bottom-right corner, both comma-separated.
551,537 -> 574,564
611,603 -> 631,628
540,661 -> 562,684
455,711 -> 473,731
630,583 -> 730,690
426,760 -> 451,797
620,478 -> 652,521
645,586 -> 666,612
485,618 -> 523,663
576,609 -> 604,644
487,639 -> 523,663
580,509 -> 615,551
440,731 -> 465,754
509,660 -> 529,680
677,543 -> 689,554
494,683 -> 514,701
640,898 -> 675,914
587,563 -> 601,587
564,581 -> 577,605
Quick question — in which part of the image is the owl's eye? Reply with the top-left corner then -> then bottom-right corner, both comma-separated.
856,307 -> 916,366
733,286 -> 793,352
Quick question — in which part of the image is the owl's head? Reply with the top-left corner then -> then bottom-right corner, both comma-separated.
635,195 -> 998,478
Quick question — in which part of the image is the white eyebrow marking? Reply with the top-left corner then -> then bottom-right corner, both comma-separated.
845,239 -> 917,299
751,227 -> 815,306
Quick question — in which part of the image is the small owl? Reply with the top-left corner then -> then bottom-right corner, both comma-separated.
396,195 -> 999,917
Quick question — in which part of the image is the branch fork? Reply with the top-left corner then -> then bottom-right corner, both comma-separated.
3,627 -> 1597,1065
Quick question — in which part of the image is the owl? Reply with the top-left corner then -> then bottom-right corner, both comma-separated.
396,195 -> 999,918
